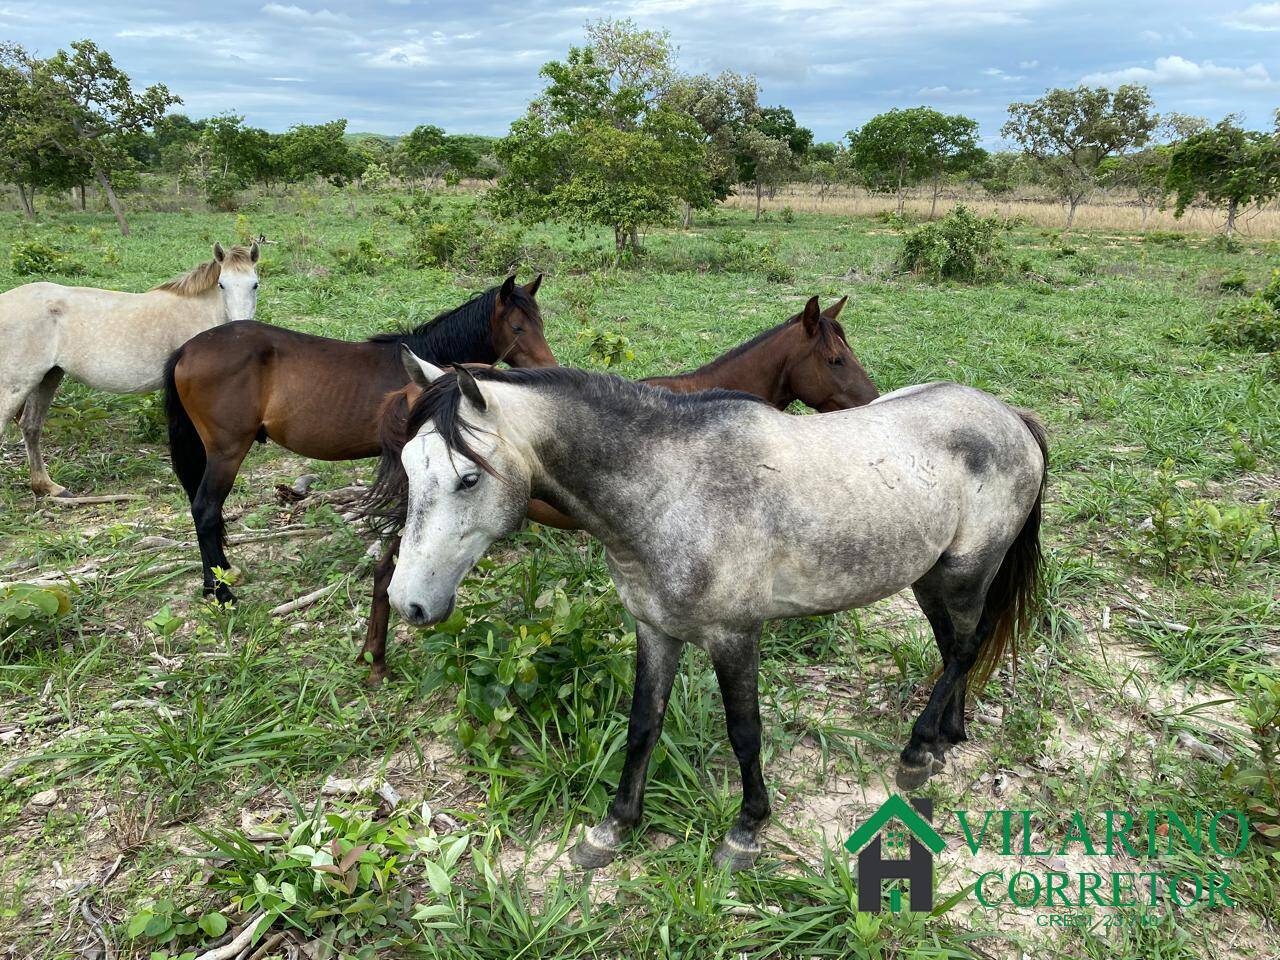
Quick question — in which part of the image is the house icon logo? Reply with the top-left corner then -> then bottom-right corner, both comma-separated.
844,795 -> 945,913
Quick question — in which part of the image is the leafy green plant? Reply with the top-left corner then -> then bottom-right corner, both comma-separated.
578,327 -> 635,368
0,583 -> 71,638
125,898 -> 227,952
707,229 -> 795,282
334,232 -> 391,274
896,204 -> 1011,282
1209,269 -> 1280,352
1134,460 -> 1278,579
1219,270 -> 1248,293
9,238 -> 83,276
197,798 -> 472,949
1225,670 -> 1280,849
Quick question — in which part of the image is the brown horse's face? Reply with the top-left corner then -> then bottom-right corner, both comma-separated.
491,274 -> 557,368
785,297 -> 879,413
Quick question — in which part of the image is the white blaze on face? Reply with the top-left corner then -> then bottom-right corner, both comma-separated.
387,427 -> 512,626
218,264 -> 259,322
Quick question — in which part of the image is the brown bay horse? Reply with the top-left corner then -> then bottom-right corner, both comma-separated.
358,294 -> 878,682
164,275 -> 554,602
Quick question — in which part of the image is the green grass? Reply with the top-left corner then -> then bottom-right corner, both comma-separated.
0,184 -> 1277,958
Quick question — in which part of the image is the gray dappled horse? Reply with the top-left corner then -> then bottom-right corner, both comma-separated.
379,357 -> 1047,871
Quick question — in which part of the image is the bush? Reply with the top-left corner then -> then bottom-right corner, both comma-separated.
334,232 -> 391,275
707,230 -> 795,282
897,204 -> 1011,282
1209,269 -> 1280,352
9,239 -> 83,276
392,195 -> 525,274
203,171 -> 241,212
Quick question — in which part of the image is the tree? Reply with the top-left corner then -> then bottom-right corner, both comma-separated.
1097,115 -> 1205,229
397,124 -> 446,186
493,19 -> 707,256
1002,84 -> 1157,229
847,107 -> 981,217
20,39 -> 179,234
276,120 -> 359,185
737,105 -> 813,217
666,69 -> 760,215
1165,117 -> 1280,236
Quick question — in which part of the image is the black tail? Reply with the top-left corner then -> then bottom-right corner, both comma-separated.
163,349 -> 207,504
970,410 -> 1048,689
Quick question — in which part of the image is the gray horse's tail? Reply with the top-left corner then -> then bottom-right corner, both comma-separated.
163,348 -> 206,504
970,410 -> 1047,689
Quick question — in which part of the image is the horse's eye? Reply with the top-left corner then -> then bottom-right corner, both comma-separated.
218,282 -> 225,289
253,282 -> 259,290
457,473 -> 480,491
829,357 -> 844,366
512,325 -> 524,334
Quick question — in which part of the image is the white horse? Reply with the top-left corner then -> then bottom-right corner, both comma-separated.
1,242 -> 260,496
379,357 -> 1047,872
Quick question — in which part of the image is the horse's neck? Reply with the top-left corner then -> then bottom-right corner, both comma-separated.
649,334 -> 792,408
160,289 -> 226,341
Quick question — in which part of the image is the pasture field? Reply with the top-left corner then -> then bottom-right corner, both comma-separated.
0,191 -> 1278,959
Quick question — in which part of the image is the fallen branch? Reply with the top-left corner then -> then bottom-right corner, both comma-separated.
45,493 -> 142,507
270,582 -> 341,617
192,911 -> 267,960
1113,600 -> 1190,634
246,930 -> 287,960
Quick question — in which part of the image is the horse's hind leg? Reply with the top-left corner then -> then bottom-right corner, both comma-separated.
192,442 -> 252,604
357,535 -> 401,685
20,367 -> 67,497
898,562 -> 993,790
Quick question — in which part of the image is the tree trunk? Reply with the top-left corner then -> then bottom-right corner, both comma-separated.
1140,202 -> 1150,229
930,174 -> 941,220
682,202 -> 691,229
1065,196 -> 1079,230
614,225 -> 626,258
92,164 -> 129,235
1225,198 -> 1238,237
755,181 -> 762,221
629,225 -> 639,251
17,183 -> 34,219
77,183 -> 86,210
896,161 -> 906,216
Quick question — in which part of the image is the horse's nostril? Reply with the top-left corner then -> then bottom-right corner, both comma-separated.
407,602 -> 426,624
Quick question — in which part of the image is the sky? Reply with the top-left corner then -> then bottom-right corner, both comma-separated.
2,0 -> 1278,145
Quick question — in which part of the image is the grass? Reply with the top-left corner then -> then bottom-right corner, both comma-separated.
0,182 -> 1277,958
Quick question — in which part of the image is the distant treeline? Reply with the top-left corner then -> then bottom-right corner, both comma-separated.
3,27 -> 1278,240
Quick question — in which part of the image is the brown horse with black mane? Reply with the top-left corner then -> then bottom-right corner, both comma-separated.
164,275 -> 554,602
357,293 -> 877,682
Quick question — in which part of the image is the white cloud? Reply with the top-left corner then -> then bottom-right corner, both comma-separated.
1018,59 -> 1038,69
1223,2 -> 1280,30
983,67 -> 1025,81
365,40 -> 432,67
261,3 -> 350,23
917,85 -> 979,96
1082,55 -> 1276,89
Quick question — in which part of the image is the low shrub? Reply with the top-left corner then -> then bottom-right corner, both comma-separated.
1209,269 -> 1280,352
707,230 -> 795,282
10,238 -> 83,276
896,204 -> 1011,282
392,195 -> 525,274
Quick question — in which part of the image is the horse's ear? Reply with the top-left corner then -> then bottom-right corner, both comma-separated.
453,364 -> 488,412
800,296 -> 821,337
523,273 -> 543,298
822,296 -> 848,321
213,242 -> 225,263
498,275 -> 516,304
401,345 -> 446,387
249,241 -> 260,263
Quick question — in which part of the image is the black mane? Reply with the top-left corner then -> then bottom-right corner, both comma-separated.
362,366 -> 764,534
366,283 -> 537,364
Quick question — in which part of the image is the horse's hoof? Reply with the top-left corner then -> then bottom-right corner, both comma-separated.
712,836 -> 762,872
205,587 -> 238,606
569,834 -> 619,870
895,751 -> 945,790
52,488 -> 73,499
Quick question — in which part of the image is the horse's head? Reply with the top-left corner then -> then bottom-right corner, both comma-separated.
214,241 -> 260,323
783,296 -> 878,412
386,348 -> 531,626
491,274 -> 556,368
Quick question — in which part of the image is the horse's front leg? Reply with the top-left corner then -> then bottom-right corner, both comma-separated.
357,535 -> 400,685
571,622 -> 682,869
709,626 -> 771,871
